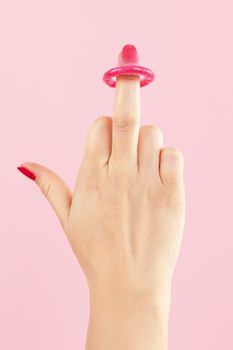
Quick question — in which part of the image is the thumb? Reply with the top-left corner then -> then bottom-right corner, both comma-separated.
17,162 -> 73,230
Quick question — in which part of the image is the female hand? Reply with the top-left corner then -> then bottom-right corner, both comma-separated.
18,74 -> 185,350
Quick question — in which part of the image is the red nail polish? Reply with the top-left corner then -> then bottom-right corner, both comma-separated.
17,166 -> 36,181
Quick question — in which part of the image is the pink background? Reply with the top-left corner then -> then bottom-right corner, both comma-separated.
1,0 -> 232,349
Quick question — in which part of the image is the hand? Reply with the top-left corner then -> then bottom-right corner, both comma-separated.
18,74 -> 185,296
18,74 -> 185,349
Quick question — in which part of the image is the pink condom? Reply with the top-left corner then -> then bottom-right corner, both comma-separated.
103,44 -> 155,88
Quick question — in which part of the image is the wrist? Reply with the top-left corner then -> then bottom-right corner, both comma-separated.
88,276 -> 172,309
86,287 -> 170,350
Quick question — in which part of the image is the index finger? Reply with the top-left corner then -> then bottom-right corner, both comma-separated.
111,46 -> 141,164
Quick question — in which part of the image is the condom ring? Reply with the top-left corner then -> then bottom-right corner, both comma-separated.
103,44 -> 155,88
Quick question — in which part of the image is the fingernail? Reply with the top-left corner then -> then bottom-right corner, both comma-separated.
17,166 -> 36,181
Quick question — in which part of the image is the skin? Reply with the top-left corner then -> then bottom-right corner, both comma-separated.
20,74 -> 185,349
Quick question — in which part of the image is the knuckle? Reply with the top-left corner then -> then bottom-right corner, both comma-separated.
93,116 -> 111,127
40,181 -> 53,198
89,116 -> 111,133
163,147 -> 183,162
113,117 -> 137,132
85,116 -> 111,155
141,125 -> 163,138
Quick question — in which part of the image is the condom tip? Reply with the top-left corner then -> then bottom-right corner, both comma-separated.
118,44 -> 139,66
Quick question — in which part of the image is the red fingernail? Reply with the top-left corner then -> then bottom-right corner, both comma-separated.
17,166 -> 36,181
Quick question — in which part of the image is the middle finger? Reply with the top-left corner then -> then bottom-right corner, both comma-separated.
111,73 -> 141,166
